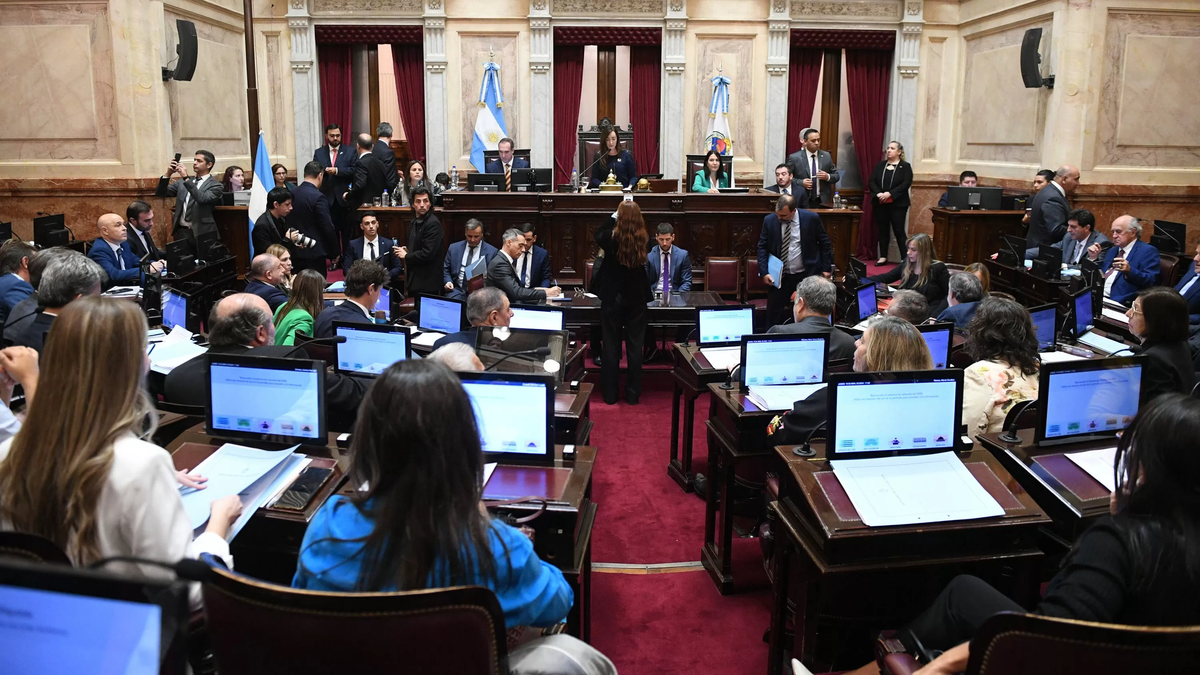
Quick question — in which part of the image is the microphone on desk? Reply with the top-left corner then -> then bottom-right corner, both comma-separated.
485,346 -> 558,373
578,151 -> 610,192
719,363 -> 742,391
997,399 -> 1037,444
680,327 -> 698,347
281,335 -> 347,358
793,421 -> 826,458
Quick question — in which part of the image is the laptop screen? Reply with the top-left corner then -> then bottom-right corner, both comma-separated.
373,287 -> 390,320
334,322 -> 410,375
1074,288 -> 1093,337
458,372 -> 555,464
857,283 -> 877,322
207,354 -> 325,442
1029,304 -> 1057,351
740,334 -> 828,386
698,308 -> 754,347
1036,356 -> 1144,445
161,288 -> 187,330
917,322 -> 953,369
509,306 -> 565,331
418,295 -> 464,334
828,370 -> 963,459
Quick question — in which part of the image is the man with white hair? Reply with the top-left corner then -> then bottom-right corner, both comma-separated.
427,342 -> 484,371
937,272 -> 985,329
1087,215 -> 1160,305
244,253 -> 288,312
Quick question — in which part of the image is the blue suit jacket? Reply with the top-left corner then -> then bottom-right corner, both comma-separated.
1102,241 -> 1160,305
937,300 -> 980,330
87,239 -> 142,285
314,301 -> 374,338
484,157 -> 531,175
313,144 -> 356,207
1173,266 -> 1200,323
646,245 -> 693,292
0,275 -> 33,325
343,236 -> 403,280
244,279 -> 288,313
756,210 -> 833,280
432,327 -> 480,351
443,240 -> 499,290
511,245 -> 551,289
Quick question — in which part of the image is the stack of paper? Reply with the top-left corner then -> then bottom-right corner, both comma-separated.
1066,446 -> 1117,492
1101,307 -> 1130,325
830,452 -> 1005,527
412,331 -> 444,347
698,347 -> 740,371
180,444 -> 301,540
747,383 -> 826,411
1038,350 -> 1086,364
148,330 -> 206,375
325,280 -> 346,292
1078,331 -> 1128,355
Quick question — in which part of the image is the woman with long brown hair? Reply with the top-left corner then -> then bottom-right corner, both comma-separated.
866,232 -> 951,314
0,296 -> 241,606
275,268 -> 326,345
594,201 -> 653,404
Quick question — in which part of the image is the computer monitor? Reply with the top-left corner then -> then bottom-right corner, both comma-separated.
916,322 -> 954,369
195,230 -> 222,262
1068,285 -> 1095,339
33,214 -> 69,249
739,334 -> 828,386
206,353 -> 326,443
846,257 -> 868,282
827,370 -> 964,460
1150,219 -> 1185,254
514,168 -> 553,192
509,304 -> 565,331
166,239 -> 195,276
697,307 -> 754,347
856,281 -> 878,322
1028,303 -> 1058,352
998,235 -> 1027,266
0,221 -> 11,243
1079,257 -> 1102,287
1035,356 -> 1146,446
374,286 -> 391,321
334,321 -> 411,375
1037,244 -> 1060,264
417,294 -> 465,333
475,327 -> 569,384
0,557 -> 189,675
946,186 -> 1003,210
161,287 -> 188,330
467,173 -> 505,191
457,371 -> 555,465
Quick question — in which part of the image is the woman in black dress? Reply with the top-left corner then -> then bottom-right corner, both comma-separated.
588,127 -> 638,189
868,141 -> 913,266
594,201 -> 653,404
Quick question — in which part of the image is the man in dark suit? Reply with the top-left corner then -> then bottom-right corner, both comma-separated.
314,259 -> 388,338
373,122 -> 400,193
154,149 -> 223,248
164,293 -> 369,431
432,287 -> 511,349
0,241 -> 35,325
288,162 -> 340,279
398,188 -> 446,299
646,223 -> 692,293
87,213 -> 163,287
124,201 -> 163,261
785,129 -> 839,208
443,218 -> 498,299
345,133 -> 388,210
244,253 -> 289,312
1025,208 -> 1109,265
342,212 -> 402,282
1087,215 -> 1159,305
314,124 -> 355,257
763,163 -> 801,197
936,272 -> 985,329
252,186 -> 298,256
1025,165 -> 1079,250
6,253 -> 103,353
486,229 -> 563,304
513,223 -> 551,290
484,137 -> 531,192
937,171 -> 977,208
767,276 -> 856,360
756,194 -> 833,327
1174,242 -> 1200,324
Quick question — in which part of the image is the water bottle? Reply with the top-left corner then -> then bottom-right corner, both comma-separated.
833,192 -> 842,209
571,169 -> 579,191
451,166 -> 459,190
381,189 -> 389,207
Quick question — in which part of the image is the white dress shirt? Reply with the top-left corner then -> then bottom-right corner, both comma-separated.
1104,240 -> 1138,298
344,298 -> 373,319
807,151 -> 821,197
517,251 -> 532,288
362,235 -> 380,261
130,225 -> 152,255
106,239 -> 126,269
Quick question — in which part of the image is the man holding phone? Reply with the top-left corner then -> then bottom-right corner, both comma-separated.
155,150 -> 224,248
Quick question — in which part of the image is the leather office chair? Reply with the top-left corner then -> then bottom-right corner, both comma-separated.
879,612 -> 1200,675
584,259 -> 595,289
743,258 -> 770,305
293,332 -> 334,366
685,154 -> 733,192
1158,252 -> 1184,288
0,532 -> 71,564
200,555 -> 510,675
705,257 -> 741,303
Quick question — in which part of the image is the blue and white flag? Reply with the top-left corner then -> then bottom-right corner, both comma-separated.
704,74 -> 733,156
247,132 -> 272,258
470,61 -> 508,173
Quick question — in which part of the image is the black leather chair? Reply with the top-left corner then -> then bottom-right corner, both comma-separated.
0,532 -> 71,564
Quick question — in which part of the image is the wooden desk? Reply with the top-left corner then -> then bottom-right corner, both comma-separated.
560,290 -> 728,329
553,382 -> 593,446
931,208 -> 1025,266
766,443 -> 1048,673
667,344 -> 728,492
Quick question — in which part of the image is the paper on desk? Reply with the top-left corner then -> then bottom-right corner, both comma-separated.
180,444 -> 297,529
483,462 -> 497,488
698,346 -> 741,371
1078,331 -> 1129,355
830,452 -> 1005,527
1038,350 -> 1086,364
411,331 -> 444,347
227,451 -> 307,541
325,280 -> 346,292
767,255 -> 783,288
1101,307 -> 1130,325
1066,446 -> 1117,492
148,340 -> 207,374
747,383 -> 826,412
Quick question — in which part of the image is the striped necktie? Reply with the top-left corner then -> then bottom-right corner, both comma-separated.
505,164 -> 511,191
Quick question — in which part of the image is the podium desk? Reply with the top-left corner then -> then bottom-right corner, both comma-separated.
766,443 -> 1048,674
667,344 -> 730,492
931,208 -> 1025,267
558,291 -> 728,329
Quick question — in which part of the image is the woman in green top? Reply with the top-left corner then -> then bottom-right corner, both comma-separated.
274,269 -> 325,345
691,150 -> 730,193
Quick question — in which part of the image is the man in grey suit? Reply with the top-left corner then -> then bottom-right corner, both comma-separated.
767,276 -> 856,361
785,128 -> 840,208
1026,208 -> 1110,265
1025,165 -> 1080,250
155,150 -> 223,248
485,229 -> 562,304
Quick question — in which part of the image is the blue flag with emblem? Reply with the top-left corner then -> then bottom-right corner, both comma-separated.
471,61 -> 508,173
704,72 -> 733,157
247,132 -> 272,258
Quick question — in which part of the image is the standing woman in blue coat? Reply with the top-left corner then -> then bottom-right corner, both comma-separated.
588,127 -> 638,189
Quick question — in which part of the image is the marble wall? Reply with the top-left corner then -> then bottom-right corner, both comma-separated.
689,37 -> 757,167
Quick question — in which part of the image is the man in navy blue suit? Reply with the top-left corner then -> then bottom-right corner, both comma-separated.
937,272 -> 984,329
87,213 -> 164,288
484,138 -> 530,192
443,218 -> 498,300
244,253 -> 289,313
313,124 -> 355,258
1086,215 -> 1160,306
514,223 -> 551,289
314,259 -> 389,338
646,223 -> 692,293
1173,242 -> 1200,324
289,162 -> 340,279
343,212 -> 402,282
756,194 -> 833,327
0,240 -> 35,325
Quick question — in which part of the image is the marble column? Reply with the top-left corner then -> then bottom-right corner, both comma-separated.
893,2 -> 923,160
424,2 -> 449,174
529,2 -> 553,168
661,3 -> 687,180
288,0 -> 321,165
763,3 -> 790,186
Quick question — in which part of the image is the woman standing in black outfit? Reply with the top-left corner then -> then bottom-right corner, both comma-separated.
595,202 -> 653,405
868,141 -> 913,266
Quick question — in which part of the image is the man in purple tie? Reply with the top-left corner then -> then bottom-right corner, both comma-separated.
785,128 -> 840,208
646,223 -> 692,295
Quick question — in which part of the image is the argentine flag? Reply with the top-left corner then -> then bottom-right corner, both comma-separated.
470,61 -> 507,173
247,132 -> 272,258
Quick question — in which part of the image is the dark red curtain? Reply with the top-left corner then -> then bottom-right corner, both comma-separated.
553,45 -> 585,186
629,45 -> 661,175
391,43 -> 426,163
845,48 -> 892,259
317,44 -> 353,136
785,49 -> 823,157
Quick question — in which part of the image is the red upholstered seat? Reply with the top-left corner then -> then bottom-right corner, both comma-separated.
744,258 -> 770,303
1159,252 -> 1184,287
705,257 -> 741,301
584,259 -> 594,288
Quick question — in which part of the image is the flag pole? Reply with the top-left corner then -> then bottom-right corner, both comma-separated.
242,0 -> 259,167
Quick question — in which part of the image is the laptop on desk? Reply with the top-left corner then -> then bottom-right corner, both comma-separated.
1065,286 -> 1130,355
205,353 -> 327,445
916,322 -> 953,369
1035,356 -> 1145,447
695,307 -> 755,371
739,333 -> 829,411
411,294 -> 466,347
510,304 -> 566,332
458,371 -> 556,465
850,281 -> 881,331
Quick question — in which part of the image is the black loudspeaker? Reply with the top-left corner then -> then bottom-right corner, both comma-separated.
1020,28 -> 1054,89
173,20 -> 198,81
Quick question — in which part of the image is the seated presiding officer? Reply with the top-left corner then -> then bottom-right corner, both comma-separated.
5,253 -> 104,353
646,223 -> 692,294
486,229 -> 562,304
866,233 -> 950,316
433,287 -> 512,350
293,360 -> 615,674
443,218 -> 498,300
314,259 -> 389,338
873,393 -> 1200,675
87,213 -> 164,287
937,271 -> 985,330
767,276 -> 855,360
588,127 -> 638,189
1087,215 -> 1159,305
0,241 -> 36,325
961,297 -> 1040,441
243,253 -> 289,313
1174,242 -> 1200,324
1126,287 -> 1195,402
342,211 -> 402,282
766,316 -> 932,445
691,150 -> 730,193
483,137 -> 530,191
1026,208 -> 1109,266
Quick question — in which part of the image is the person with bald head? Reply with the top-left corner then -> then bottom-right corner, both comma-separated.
244,253 -> 288,312
1087,215 -> 1160,305
1026,165 -> 1080,250
87,213 -> 163,287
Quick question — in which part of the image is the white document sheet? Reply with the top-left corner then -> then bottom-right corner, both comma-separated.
1038,350 -> 1086,364
1066,446 -> 1117,492
830,452 -> 1005,527
1078,331 -> 1128,355
148,340 -> 206,374
483,462 -> 497,488
226,452 -> 307,541
1101,307 -> 1130,325
747,384 -> 827,412
179,444 -> 297,529
411,331 -> 444,347
698,346 -> 740,371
